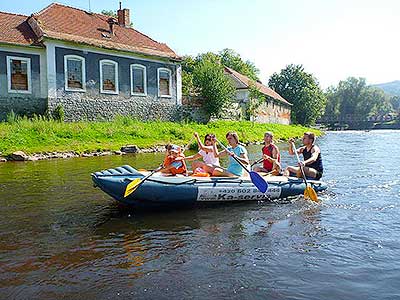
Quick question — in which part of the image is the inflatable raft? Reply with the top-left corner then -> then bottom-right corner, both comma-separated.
92,165 -> 327,209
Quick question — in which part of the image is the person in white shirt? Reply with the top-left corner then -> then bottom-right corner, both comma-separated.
185,132 -> 220,175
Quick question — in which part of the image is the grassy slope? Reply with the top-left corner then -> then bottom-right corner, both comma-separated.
0,116 -> 321,155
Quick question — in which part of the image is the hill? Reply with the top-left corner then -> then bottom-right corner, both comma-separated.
373,80 -> 400,96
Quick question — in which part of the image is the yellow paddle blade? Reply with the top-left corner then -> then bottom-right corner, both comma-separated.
304,185 -> 319,202
124,178 -> 142,198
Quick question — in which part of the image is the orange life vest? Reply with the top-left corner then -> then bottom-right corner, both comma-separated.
163,155 -> 187,175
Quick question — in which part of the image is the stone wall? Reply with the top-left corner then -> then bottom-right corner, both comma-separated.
0,96 -> 47,120
50,92 -> 171,121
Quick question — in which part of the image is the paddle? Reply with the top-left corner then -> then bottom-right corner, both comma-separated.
216,139 -> 268,193
250,157 -> 264,168
291,142 -> 319,202
124,165 -> 163,197
124,139 -> 194,198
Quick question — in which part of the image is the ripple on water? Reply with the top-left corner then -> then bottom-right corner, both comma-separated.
1,131 -> 400,299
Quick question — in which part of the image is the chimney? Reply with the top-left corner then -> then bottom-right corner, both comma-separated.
117,2 -> 130,27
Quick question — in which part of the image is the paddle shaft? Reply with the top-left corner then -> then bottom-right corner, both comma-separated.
146,165 -> 163,178
183,138 -> 195,153
216,139 -> 250,174
291,142 -> 309,186
251,157 -> 264,167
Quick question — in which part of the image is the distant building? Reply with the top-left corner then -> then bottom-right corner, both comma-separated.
0,3 -> 182,121
224,67 -> 292,124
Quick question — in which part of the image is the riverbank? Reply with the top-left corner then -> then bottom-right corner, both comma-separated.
0,116 -> 321,162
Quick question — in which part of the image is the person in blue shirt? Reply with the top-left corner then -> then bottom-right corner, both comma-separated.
211,131 -> 250,177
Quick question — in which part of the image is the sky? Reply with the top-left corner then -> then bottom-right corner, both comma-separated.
1,0 -> 399,88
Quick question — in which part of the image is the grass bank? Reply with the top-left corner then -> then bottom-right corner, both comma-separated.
0,116 -> 321,156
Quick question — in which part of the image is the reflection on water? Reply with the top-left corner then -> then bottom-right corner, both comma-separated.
1,131 -> 400,299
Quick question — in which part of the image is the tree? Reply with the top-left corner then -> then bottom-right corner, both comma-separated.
390,95 -> 400,111
219,48 -> 260,81
323,77 -> 394,123
323,86 -> 341,121
192,53 -> 235,119
245,84 -> 266,121
268,64 -> 326,125
101,10 -> 133,27
101,10 -> 117,18
181,50 -> 260,120
181,55 -> 197,96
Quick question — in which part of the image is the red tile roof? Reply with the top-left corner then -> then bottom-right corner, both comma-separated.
0,11 -> 41,46
224,66 -> 292,106
32,3 -> 179,60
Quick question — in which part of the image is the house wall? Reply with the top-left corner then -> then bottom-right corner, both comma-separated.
253,98 -> 291,125
235,89 -> 248,103
51,46 -> 180,121
234,89 -> 291,124
0,47 -> 47,120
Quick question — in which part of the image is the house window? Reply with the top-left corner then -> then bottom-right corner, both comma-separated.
158,68 -> 172,97
100,60 -> 119,94
130,64 -> 147,95
6,56 -> 31,93
64,55 -> 86,91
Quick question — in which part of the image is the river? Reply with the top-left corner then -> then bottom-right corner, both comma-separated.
1,130 -> 399,299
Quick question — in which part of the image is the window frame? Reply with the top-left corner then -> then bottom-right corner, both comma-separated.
130,64 -> 147,96
64,55 -> 86,92
6,56 -> 32,94
157,67 -> 172,98
99,59 -> 119,95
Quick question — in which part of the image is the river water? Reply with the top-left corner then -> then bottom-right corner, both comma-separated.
1,131 -> 399,299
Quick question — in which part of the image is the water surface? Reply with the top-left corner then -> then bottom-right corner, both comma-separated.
1,131 -> 399,299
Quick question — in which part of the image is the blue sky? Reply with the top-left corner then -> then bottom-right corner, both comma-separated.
1,0 -> 399,88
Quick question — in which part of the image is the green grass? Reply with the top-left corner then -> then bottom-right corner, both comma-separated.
0,116 -> 321,155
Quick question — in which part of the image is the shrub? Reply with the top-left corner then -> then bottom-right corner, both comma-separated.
6,110 -> 18,124
53,105 -> 65,122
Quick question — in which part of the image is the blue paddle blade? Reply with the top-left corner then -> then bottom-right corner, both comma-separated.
250,171 -> 268,193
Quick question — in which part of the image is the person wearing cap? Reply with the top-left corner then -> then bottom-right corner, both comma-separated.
254,131 -> 281,175
185,132 -> 220,175
161,144 -> 188,175
284,132 -> 324,180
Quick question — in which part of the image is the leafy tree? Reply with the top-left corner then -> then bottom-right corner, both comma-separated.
192,53 -> 235,119
101,10 -> 117,18
268,64 -> 326,125
101,10 -> 133,27
181,50 -> 260,119
390,95 -> 400,111
245,84 -> 266,121
337,77 -> 366,120
219,48 -> 260,81
324,86 -> 341,121
181,55 -> 197,96
324,77 -> 394,123
357,87 -> 392,119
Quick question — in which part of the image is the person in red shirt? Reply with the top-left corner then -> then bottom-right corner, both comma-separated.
254,131 -> 281,175
161,144 -> 188,175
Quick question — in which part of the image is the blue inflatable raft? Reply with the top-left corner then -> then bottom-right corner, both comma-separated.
91,165 -> 328,209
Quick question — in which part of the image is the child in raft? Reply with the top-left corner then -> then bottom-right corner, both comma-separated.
253,131 -> 282,175
160,144 -> 188,176
185,132 -> 220,176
